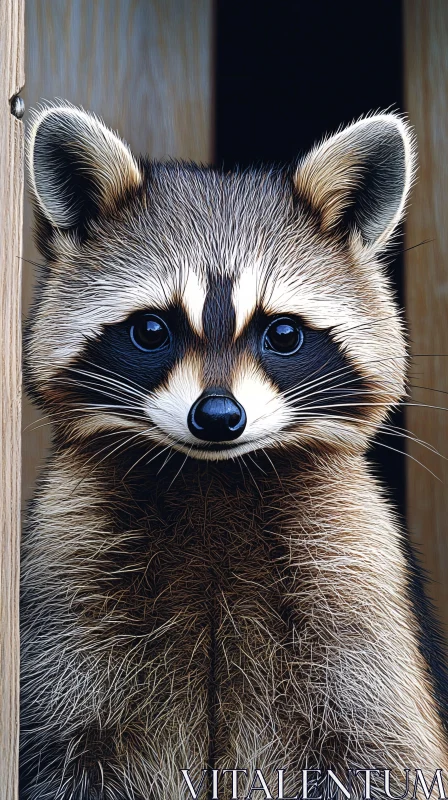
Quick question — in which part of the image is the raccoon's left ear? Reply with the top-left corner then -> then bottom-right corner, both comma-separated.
294,113 -> 415,249
27,103 -> 142,234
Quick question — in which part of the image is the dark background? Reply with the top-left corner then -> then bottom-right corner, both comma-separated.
216,0 -> 406,514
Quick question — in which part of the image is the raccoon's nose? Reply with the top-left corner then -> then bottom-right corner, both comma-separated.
188,390 -> 247,442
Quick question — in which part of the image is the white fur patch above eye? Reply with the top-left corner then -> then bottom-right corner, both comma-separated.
180,270 -> 207,335
232,265 -> 260,337
27,226 -> 183,382
263,272 -> 358,330
233,261 -> 361,337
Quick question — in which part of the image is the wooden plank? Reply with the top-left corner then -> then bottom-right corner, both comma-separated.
0,0 -> 24,797
404,0 -> 448,638
22,0 -> 214,503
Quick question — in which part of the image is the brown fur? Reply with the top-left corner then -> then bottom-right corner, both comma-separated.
21,104 -> 448,799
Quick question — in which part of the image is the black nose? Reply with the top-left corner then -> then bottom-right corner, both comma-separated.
188,390 -> 247,442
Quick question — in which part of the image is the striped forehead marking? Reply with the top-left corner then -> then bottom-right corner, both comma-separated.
202,275 -> 235,343
201,275 -> 236,387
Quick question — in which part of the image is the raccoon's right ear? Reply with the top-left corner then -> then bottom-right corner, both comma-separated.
27,104 -> 142,237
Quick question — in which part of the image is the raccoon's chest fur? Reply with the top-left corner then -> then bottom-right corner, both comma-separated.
21,446 -> 448,798
97,455 -> 299,772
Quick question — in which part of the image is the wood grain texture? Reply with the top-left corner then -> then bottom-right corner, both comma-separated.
404,0 -> 448,639
22,0 -> 214,503
0,0 -> 24,797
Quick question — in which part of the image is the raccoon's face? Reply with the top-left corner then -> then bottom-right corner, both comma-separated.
25,105 -> 414,461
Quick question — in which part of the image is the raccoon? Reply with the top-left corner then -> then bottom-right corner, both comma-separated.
21,103 -> 448,799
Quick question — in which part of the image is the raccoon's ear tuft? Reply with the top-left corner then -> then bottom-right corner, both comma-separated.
294,113 -> 416,249
27,103 -> 142,233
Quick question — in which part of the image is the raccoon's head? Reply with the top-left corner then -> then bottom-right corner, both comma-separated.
25,103 -> 414,462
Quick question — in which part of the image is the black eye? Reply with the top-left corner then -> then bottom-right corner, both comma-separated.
263,317 -> 304,355
130,314 -> 170,352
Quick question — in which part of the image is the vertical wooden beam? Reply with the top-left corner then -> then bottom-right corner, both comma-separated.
404,1 -> 448,638
0,1 -> 24,798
